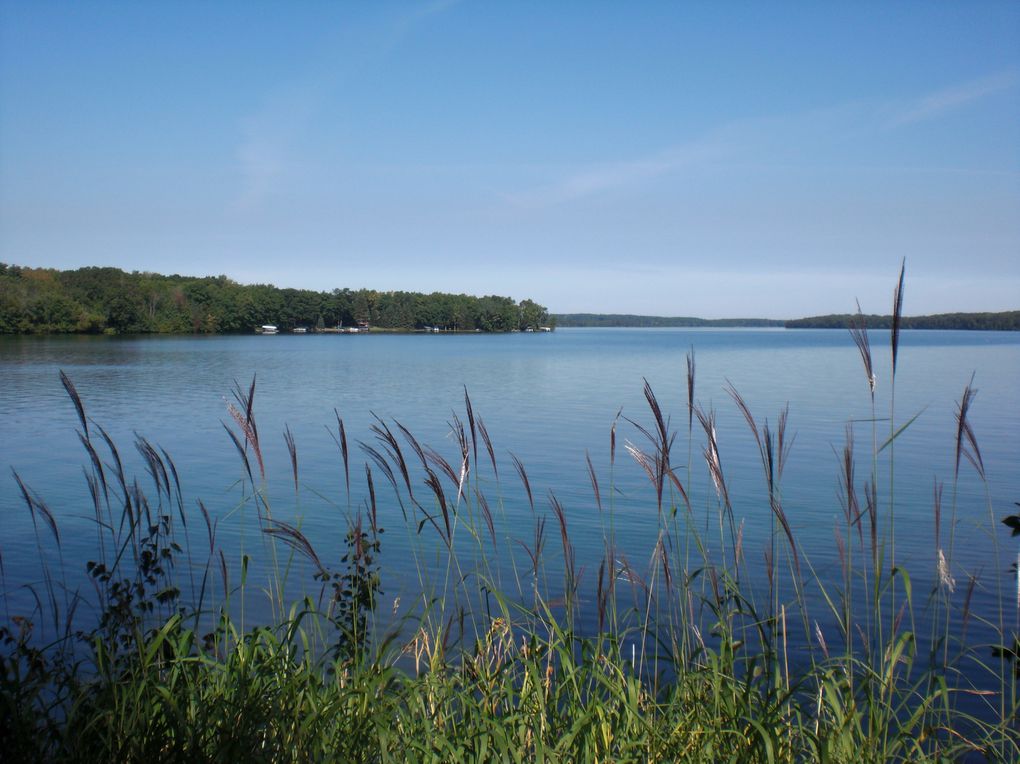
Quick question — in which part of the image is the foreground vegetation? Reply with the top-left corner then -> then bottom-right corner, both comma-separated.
0,263 -> 551,334
3,268 -> 1019,762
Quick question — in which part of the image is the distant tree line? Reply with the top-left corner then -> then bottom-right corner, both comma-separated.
784,312 -> 1020,331
553,311 -> 1019,331
0,264 -> 552,334
553,313 -> 785,328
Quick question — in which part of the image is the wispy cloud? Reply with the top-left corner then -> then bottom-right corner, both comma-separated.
505,69 -> 1019,211
500,100 -> 866,209
886,69 -> 1018,128
506,139 -> 729,208
407,0 -> 465,25
233,84 -> 321,211
231,0 -> 465,211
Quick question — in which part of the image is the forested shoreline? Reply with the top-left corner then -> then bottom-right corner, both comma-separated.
555,311 -> 1019,331
4,263 -> 1014,335
784,311 -> 1020,330
0,264 -> 551,334
553,313 -> 785,327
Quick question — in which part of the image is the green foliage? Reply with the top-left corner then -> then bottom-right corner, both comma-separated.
554,311 -> 1020,330
785,311 -> 1020,330
518,298 -> 550,330
0,263 -> 550,335
83,510 -> 182,653
554,313 -> 784,328
319,519 -> 383,666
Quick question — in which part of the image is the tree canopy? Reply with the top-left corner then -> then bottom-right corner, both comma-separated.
553,313 -> 784,328
0,264 -> 552,334
784,312 -> 1020,331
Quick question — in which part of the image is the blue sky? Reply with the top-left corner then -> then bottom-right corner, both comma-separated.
1,1 -> 1017,318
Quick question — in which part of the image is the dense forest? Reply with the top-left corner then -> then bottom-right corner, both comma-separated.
555,311 -> 1019,331
553,313 -> 784,328
5,263 -> 1013,334
784,311 -> 1020,330
0,264 -> 551,334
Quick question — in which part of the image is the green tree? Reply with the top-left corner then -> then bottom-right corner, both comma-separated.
518,298 -> 548,330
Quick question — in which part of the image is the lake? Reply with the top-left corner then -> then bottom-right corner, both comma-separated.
2,328 -> 1018,665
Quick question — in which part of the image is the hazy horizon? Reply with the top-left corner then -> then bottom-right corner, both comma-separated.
2,2 -> 1018,320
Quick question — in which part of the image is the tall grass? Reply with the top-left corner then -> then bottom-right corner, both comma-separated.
2,270 -> 1018,762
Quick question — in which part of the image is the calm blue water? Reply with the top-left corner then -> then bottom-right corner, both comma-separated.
2,328 -> 1018,662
